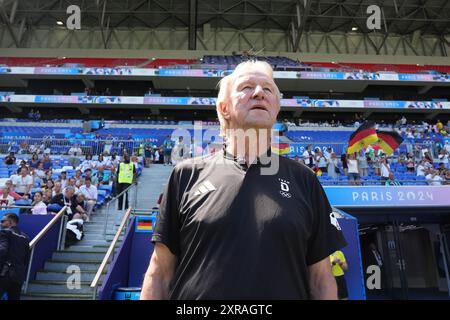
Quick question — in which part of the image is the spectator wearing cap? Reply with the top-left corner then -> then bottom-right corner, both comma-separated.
79,177 -> 97,220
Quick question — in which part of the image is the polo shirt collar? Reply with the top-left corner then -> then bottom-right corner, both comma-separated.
222,145 -> 273,167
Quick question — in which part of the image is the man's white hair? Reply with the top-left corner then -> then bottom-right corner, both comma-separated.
215,60 -> 281,136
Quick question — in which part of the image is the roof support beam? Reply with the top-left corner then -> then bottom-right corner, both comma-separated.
188,0 -> 197,50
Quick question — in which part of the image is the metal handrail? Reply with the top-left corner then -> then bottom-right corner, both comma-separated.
103,182 -> 137,236
0,205 -> 34,209
90,207 -> 132,300
23,206 -> 68,293
29,206 -> 67,248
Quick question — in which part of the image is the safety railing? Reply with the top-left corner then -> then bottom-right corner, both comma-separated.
22,206 -> 68,293
90,207 -> 132,300
102,182 -> 138,237
0,137 -> 140,156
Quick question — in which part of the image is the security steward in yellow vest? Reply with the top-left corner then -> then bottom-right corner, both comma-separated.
116,154 -> 135,210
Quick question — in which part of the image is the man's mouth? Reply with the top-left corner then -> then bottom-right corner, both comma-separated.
250,105 -> 268,111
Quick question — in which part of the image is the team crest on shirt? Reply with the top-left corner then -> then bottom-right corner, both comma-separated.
329,212 -> 342,230
278,178 -> 291,198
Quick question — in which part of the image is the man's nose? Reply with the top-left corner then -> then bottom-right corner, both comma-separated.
252,85 -> 265,99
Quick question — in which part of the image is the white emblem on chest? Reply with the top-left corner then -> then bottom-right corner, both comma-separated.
193,180 -> 217,196
278,178 -> 292,198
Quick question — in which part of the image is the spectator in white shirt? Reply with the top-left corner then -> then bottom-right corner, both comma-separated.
302,145 -> 315,169
79,154 -> 95,172
68,144 -> 83,168
95,154 -> 108,169
74,170 -> 84,187
445,142 -> 450,154
31,191 -> 48,215
59,171 -> 68,189
380,157 -> 391,185
35,162 -> 46,179
11,167 -> 33,199
79,177 -> 97,219
426,169 -> 444,186
0,186 -> 14,208
416,160 -> 426,176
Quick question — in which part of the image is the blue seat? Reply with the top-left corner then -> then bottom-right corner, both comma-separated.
0,208 -> 20,219
47,203 -> 62,213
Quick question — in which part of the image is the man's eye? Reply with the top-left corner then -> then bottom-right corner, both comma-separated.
242,86 -> 253,91
264,87 -> 273,93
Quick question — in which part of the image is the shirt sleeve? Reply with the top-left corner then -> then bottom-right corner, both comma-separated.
306,175 -> 347,266
151,166 -> 182,256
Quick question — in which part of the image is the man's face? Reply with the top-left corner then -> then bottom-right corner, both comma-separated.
21,168 -> 28,176
66,189 -> 74,198
224,69 -> 279,132
1,217 -> 11,229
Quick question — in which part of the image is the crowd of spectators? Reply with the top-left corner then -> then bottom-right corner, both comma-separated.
0,150 -> 131,221
293,141 -> 450,186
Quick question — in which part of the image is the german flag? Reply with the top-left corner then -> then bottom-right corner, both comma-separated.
271,142 -> 290,155
347,122 -> 378,154
136,219 -> 153,231
376,130 -> 404,155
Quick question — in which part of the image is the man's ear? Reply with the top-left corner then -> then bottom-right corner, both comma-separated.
218,100 -> 231,120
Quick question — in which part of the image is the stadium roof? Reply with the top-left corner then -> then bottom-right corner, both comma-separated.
1,0 -> 448,36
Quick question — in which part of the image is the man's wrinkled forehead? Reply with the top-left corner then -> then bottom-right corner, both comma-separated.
233,68 -> 275,84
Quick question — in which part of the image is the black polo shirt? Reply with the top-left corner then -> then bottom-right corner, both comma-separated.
152,149 -> 347,300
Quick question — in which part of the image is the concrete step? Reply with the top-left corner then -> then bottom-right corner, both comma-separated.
52,251 -> 109,261
22,293 -> 93,300
27,281 -> 94,295
76,239 -> 118,246
35,270 -> 105,282
82,225 -> 118,232
64,246 -> 109,253
44,260 -> 107,272
105,235 -> 124,242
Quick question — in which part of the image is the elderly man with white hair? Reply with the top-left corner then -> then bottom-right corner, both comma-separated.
141,60 -> 346,300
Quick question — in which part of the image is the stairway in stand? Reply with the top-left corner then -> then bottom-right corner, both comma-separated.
22,208 -> 125,300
